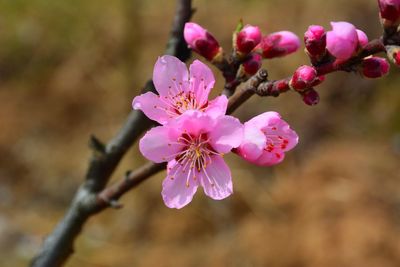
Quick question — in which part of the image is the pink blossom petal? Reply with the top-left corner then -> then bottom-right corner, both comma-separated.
139,126 -> 183,163
199,155 -> 233,200
174,110 -> 216,137
237,125 -> 266,161
132,92 -> 173,125
205,95 -> 228,118
269,119 -> 299,151
255,150 -> 285,166
162,160 -> 199,209
188,60 -> 215,105
246,111 -> 282,129
209,115 -> 243,153
326,21 -> 358,60
153,55 -> 189,97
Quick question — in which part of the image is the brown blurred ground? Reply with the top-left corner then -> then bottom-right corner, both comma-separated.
1,0 -> 400,266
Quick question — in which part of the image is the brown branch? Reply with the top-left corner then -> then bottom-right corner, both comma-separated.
30,1 -> 193,266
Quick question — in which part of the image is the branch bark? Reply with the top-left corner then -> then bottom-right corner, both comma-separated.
30,1 -> 193,266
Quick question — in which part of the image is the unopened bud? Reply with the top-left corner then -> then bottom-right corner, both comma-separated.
356,29 -> 369,48
242,53 -> 262,76
258,31 -> 300,58
378,0 -> 400,26
184,22 -> 221,61
304,25 -> 326,57
326,21 -> 358,60
301,88 -> 320,106
235,25 -> 262,55
290,65 -> 317,91
362,56 -> 390,78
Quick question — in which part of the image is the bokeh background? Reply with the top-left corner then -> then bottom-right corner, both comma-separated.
1,0 -> 400,266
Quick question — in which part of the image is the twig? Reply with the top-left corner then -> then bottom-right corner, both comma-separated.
30,1 -> 193,266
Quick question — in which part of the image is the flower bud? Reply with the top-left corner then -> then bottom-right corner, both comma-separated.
378,0 -> 400,25
326,21 -> 358,60
235,24 -> 262,54
290,65 -> 317,91
301,88 -> 320,106
356,29 -> 369,48
361,57 -> 390,78
258,31 -> 300,58
242,53 -> 262,76
184,22 -> 221,61
304,25 -> 326,57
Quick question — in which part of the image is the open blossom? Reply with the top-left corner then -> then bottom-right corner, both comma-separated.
132,55 -> 227,125
326,21 -> 358,60
139,110 -> 243,209
236,112 -> 298,166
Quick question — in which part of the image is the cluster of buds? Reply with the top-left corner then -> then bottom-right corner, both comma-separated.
289,65 -> 324,105
184,22 -> 300,79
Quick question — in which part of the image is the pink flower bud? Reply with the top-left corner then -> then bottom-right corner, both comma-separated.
362,57 -> 390,78
304,25 -> 326,56
302,88 -> 320,106
378,0 -> 400,22
356,29 -> 369,48
259,31 -> 300,58
242,53 -> 262,75
326,21 -> 358,60
236,25 -> 262,54
290,65 -> 317,91
184,22 -> 221,61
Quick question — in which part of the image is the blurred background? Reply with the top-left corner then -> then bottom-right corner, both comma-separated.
1,0 -> 400,266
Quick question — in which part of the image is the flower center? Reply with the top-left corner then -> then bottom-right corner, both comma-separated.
169,133 -> 221,187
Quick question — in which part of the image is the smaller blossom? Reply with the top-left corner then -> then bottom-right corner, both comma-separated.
132,55 -> 228,125
290,65 -> 317,91
361,56 -> 390,78
242,53 -> 262,76
356,29 -> 369,48
184,22 -> 221,61
258,31 -> 300,58
301,88 -> 320,106
378,0 -> 400,24
235,24 -> 262,54
139,110 -> 243,209
304,25 -> 326,57
326,21 -> 358,60
236,112 -> 298,166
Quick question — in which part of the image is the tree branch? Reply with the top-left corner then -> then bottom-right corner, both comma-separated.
30,1 -> 193,266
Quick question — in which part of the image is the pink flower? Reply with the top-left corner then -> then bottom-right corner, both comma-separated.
132,55 -> 227,125
184,23 -> 221,61
236,112 -> 298,166
235,24 -> 262,54
326,21 -> 358,60
304,25 -> 326,57
356,29 -> 369,48
290,65 -> 317,91
139,110 -> 243,209
258,31 -> 300,58
362,57 -> 390,78
378,0 -> 400,22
